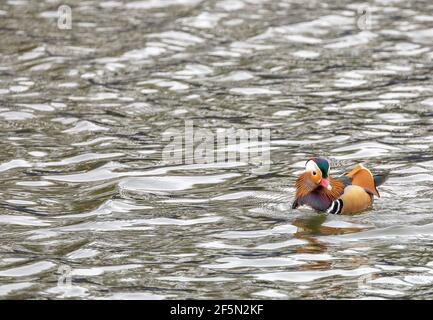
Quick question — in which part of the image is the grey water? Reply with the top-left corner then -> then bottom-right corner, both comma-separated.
0,0 -> 433,299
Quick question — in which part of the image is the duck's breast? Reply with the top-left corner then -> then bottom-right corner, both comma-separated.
298,192 -> 332,212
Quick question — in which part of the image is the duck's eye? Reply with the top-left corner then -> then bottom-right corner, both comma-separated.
312,171 -> 317,176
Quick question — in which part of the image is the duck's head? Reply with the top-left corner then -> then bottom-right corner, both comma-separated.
299,157 -> 332,191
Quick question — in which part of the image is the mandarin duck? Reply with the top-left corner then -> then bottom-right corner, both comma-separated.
292,158 -> 388,215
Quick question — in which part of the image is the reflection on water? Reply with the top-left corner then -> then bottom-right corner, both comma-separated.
0,0 -> 433,299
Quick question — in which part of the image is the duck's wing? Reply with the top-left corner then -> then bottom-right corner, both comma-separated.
373,172 -> 389,187
338,168 -> 389,193
334,175 -> 352,187
342,164 -> 381,197
326,165 -> 388,215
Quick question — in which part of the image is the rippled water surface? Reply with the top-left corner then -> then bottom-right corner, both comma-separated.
1,0 -> 433,299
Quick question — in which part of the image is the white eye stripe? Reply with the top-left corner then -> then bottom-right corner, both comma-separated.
305,160 -> 320,173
